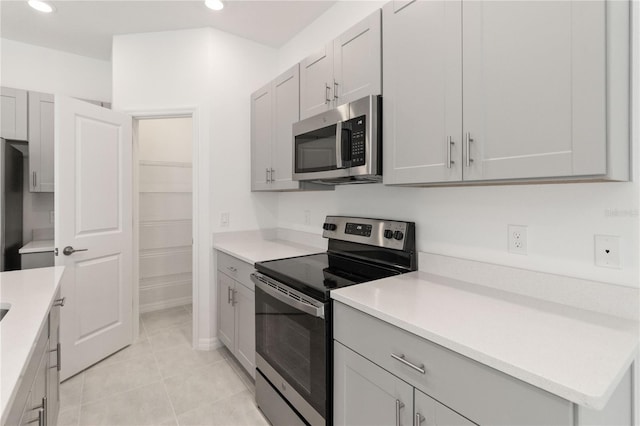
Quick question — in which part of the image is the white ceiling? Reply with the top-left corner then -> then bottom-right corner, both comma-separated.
0,0 -> 336,60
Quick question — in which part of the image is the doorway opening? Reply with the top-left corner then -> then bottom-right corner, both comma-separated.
134,116 -> 194,340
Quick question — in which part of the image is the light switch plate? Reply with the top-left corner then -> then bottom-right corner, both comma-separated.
594,235 -> 621,268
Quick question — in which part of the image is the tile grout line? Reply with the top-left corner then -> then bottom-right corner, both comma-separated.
147,313 -> 182,426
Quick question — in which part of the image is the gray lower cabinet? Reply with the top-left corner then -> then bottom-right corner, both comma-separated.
216,251 -> 255,378
5,290 -> 62,426
333,301 -> 633,426
335,342 -> 475,426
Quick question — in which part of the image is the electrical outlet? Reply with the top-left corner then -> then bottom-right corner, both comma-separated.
220,212 -> 229,228
304,210 -> 311,225
594,235 -> 621,268
508,225 -> 527,255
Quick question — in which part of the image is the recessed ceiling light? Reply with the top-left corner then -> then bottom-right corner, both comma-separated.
205,0 -> 224,11
28,0 -> 55,13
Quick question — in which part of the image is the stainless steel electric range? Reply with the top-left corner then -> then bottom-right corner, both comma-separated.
251,216 -> 417,426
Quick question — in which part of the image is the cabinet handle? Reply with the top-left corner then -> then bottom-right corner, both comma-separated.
227,266 -> 237,273
395,399 -> 405,426
27,408 -> 45,425
270,168 -> 275,182
265,168 -> 270,183
53,297 -> 65,307
325,83 -> 331,104
333,79 -> 339,100
231,289 -> 237,306
391,353 -> 426,374
414,413 -> 425,426
465,132 -> 474,167
29,397 -> 46,426
32,171 -> 37,189
50,342 -> 61,371
446,136 -> 455,169
227,287 -> 232,304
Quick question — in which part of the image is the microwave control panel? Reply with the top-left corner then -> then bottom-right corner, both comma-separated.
347,115 -> 366,166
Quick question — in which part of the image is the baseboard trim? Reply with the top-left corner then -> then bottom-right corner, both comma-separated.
139,297 -> 192,313
197,337 -> 222,351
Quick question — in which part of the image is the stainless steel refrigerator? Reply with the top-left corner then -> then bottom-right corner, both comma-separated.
1,138 -> 25,271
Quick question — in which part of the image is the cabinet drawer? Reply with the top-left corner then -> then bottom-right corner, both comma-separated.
333,302 -> 572,426
217,251 -> 254,290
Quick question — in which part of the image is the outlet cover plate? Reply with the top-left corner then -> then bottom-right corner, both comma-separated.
594,235 -> 621,268
508,225 -> 528,255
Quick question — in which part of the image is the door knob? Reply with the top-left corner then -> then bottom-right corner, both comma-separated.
62,246 -> 88,256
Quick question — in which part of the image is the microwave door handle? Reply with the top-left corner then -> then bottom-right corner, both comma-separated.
336,121 -> 343,169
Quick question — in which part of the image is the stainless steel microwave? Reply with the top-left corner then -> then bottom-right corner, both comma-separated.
292,95 -> 381,184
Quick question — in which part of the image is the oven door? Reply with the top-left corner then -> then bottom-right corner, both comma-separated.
252,273 -> 327,426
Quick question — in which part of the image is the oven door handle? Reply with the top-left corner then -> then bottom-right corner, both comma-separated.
251,273 -> 325,319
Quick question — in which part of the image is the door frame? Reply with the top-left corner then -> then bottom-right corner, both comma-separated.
128,107 -> 201,348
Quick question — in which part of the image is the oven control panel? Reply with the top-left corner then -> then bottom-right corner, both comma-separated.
322,216 -> 414,251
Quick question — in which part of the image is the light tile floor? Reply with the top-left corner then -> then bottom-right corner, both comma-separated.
57,305 -> 270,426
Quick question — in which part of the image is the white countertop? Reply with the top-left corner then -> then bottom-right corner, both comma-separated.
213,231 -> 321,264
331,271 -> 639,410
18,240 -> 55,254
0,266 -> 66,422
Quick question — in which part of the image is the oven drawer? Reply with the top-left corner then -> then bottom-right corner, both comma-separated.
217,251 -> 254,290
333,302 -> 572,426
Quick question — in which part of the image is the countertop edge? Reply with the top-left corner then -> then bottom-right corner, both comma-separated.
0,266 -> 65,424
331,280 -> 639,411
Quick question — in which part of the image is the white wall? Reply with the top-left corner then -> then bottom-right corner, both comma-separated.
0,38 -> 111,101
112,27 -> 278,348
275,1 -> 639,289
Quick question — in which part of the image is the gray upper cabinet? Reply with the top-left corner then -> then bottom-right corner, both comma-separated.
300,10 -> 381,120
384,0 -> 630,185
1,87 -> 28,141
251,82 -> 273,191
28,91 -> 55,192
382,0 -> 462,185
251,64 -> 302,191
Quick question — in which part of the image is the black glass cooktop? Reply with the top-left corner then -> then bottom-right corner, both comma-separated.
254,252 -> 403,303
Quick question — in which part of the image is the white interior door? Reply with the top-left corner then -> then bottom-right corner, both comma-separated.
55,96 -> 133,380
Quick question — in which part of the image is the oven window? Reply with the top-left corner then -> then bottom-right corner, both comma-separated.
256,287 -> 327,417
295,124 -> 337,173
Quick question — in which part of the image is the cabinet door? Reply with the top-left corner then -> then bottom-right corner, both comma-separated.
333,9 -> 382,107
300,43 -> 334,119
382,0 -> 462,185
1,87 -> 28,140
334,342 -> 413,426
233,282 -> 255,378
251,83 -> 273,191
271,64 -> 300,190
217,272 -> 235,350
23,347 -> 48,426
48,295 -> 61,426
462,1 -> 606,181
415,389 -> 477,426
28,91 -> 55,192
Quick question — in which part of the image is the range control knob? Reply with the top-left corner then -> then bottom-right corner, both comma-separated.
384,230 -> 394,239
323,223 -> 337,231
393,231 -> 404,240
